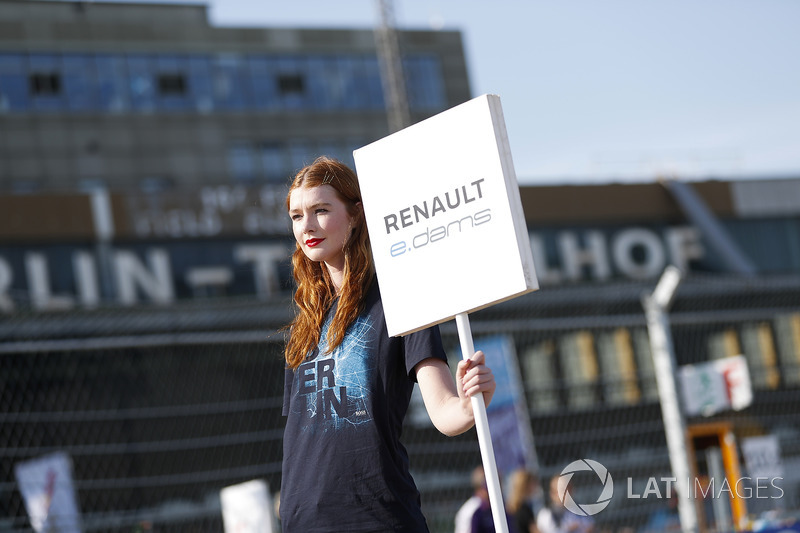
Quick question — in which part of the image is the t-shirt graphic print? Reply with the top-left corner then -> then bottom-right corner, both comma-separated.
293,311 -> 374,432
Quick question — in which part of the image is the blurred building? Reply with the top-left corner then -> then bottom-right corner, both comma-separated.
0,0 -> 468,193
2,2 -> 800,533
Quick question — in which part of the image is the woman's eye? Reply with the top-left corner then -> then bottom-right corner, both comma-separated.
291,214 -> 302,221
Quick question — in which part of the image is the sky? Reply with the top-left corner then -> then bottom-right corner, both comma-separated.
68,0 -> 800,185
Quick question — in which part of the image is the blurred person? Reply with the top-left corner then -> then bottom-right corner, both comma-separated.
467,467 -> 517,533
507,468 -> 543,533
453,465 -> 518,533
455,466 -> 487,533
280,156 -> 497,532
537,477 -> 595,533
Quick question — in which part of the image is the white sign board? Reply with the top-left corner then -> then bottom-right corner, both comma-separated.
679,355 -> 753,417
220,479 -> 275,533
741,435 -> 784,479
14,452 -> 82,533
354,94 -> 538,336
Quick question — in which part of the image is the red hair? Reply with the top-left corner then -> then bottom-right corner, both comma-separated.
284,156 -> 374,369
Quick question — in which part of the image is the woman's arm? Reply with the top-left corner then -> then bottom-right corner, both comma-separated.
414,350 -> 496,437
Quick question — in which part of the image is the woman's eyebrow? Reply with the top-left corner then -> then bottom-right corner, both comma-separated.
289,201 -> 331,213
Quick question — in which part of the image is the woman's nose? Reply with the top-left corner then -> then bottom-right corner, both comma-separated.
300,215 -> 316,233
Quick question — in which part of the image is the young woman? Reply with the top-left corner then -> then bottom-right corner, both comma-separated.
507,469 -> 543,533
280,156 -> 497,532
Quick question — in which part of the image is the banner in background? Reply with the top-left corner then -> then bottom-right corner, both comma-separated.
467,334 -> 539,476
220,479 -> 276,533
741,435 -> 784,480
678,355 -> 753,417
14,452 -> 82,533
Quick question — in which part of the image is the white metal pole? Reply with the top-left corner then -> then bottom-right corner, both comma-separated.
455,312 -> 509,533
642,266 -> 699,533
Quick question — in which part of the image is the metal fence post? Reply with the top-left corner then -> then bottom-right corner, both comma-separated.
641,265 -> 699,533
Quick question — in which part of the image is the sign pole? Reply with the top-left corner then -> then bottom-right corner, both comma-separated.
641,266 -> 699,533
455,312 -> 509,533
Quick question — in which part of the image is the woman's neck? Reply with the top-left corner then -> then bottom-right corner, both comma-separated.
326,264 -> 345,294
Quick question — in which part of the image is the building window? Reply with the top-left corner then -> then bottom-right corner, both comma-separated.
775,313 -> 800,386
139,176 -> 175,194
0,54 -> 29,111
559,330 -> 600,410
95,55 -> 129,112
277,73 -> 304,95
77,178 -> 108,192
405,56 -> 445,111
287,141 -> 312,173
187,56 -> 213,112
597,328 -> 641,406
212,54 -> 249,110
521,340 -> 560,414
11,180 -> 41,194
228,143 -> 257,183
30,73 -> 61,95
62,55 -> 95,110
157,73 -> 187,95
260,143 -> 287,182
128,55 -> 156,111
12,51 -> 446,114
632,328 -> 659,402
738,323 -> 780,389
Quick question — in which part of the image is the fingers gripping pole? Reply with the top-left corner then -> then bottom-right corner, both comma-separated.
455,312 -> 508,533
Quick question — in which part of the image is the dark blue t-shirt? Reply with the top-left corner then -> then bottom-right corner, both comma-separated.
281,280 -> 448,532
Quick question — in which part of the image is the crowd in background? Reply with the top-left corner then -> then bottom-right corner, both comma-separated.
455,467 -> 596,533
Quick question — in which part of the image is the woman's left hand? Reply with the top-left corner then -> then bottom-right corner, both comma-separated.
455,350 -> 496,407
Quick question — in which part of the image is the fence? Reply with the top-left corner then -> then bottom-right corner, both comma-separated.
2,273 -> 800,532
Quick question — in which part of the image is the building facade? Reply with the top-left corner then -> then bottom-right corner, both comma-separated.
0,0 -> 469,193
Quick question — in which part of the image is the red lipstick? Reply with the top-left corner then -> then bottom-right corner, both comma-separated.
305,238 -> 324,248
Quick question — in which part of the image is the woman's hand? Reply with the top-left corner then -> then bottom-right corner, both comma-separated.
415,350 -> 496,436
456,350 -> 496,407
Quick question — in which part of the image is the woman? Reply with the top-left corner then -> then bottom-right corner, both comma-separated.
507,469 -> 542,533
280,156 -> 496,532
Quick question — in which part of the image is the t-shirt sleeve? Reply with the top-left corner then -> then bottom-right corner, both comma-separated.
281,367 -> 293,416
403,323 -> 448,380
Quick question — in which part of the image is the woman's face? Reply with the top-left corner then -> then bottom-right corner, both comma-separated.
289,184 -> 356,272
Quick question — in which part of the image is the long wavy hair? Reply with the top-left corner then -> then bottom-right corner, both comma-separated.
507,469 -> 538,514
284,156 -> 374,369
